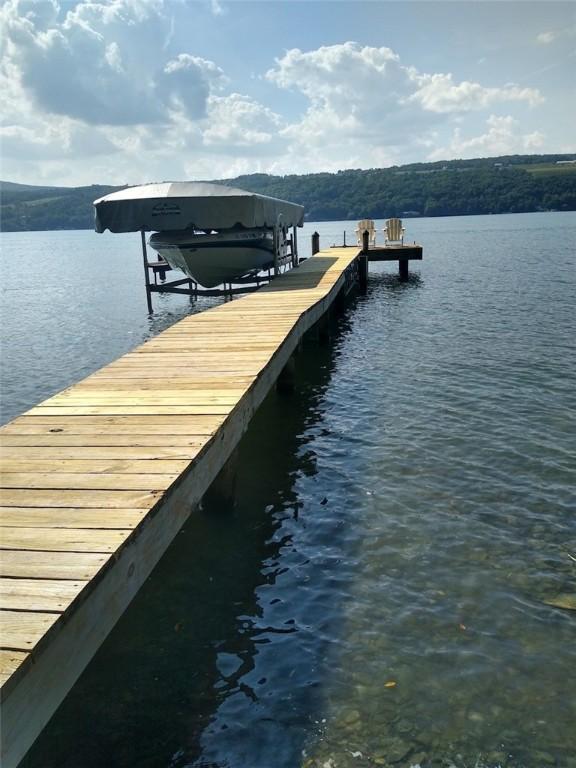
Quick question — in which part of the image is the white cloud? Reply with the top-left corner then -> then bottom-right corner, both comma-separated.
0,0 -> 268,184
428,115 -> 545,160
266,43 -> 431,157
410,73 -> 543,112
536,24 -> 576,46
537,31 -> 557,45
210,0 -> 226,16
202,94 -> 281,148
0,22 -> 554,185
0,0 -> 224,126
265,42 -> 544,171
267,42 -> 402,102
160,54 -> 227,119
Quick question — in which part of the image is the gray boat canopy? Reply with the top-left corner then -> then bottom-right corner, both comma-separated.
94,182 -> 305,233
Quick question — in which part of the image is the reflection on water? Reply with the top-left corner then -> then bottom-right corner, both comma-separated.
5,213 -> 576,768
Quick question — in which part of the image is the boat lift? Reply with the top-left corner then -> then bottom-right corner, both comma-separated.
139,223 -> 298,312
94,182 -> 304,313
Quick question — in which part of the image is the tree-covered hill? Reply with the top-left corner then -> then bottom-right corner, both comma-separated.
0,184 -> 122,231
223,155 -> 576,220
1,154 -> 575,232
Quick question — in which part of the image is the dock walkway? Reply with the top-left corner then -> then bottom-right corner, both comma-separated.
0,248 -> 359,767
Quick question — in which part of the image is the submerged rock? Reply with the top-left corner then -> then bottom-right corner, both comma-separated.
385,738 -> 413,763
544,593 -> 576,611
533,751 -> 556,766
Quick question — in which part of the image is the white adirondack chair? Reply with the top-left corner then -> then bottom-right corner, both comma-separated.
355,219 -> 376,248
384,218 -> 405,245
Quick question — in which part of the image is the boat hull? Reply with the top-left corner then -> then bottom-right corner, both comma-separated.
149,230 -> 275,288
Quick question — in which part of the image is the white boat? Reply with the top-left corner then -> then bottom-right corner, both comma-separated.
94,181 -> 304,289
149,227 -> 276,288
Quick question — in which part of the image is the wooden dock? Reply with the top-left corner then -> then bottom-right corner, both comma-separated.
327,235 -> 422,280
367,244 -> 422,279
0,248 -> 360,767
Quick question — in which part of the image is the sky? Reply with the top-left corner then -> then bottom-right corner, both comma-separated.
1,0 -> 575,187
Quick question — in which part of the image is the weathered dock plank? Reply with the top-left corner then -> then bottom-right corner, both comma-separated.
0,473 -> 179,491
0,528 -> 133,553
0,507 -> 147,529
2,611 -> 62,651
0,489 -> 161,508
0,434 -> 207,448
0,652 -> 28,686
0,248 -> 359,767
0,550 -> 107,580
0,459 -> 191,474
0,579 -> 88,612
2,415 -> 224,434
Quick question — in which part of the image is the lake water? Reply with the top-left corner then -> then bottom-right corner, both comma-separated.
1,213 -> 575,768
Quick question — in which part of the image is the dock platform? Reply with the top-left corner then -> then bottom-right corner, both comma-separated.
367,244 -> 422,279
328,238 -> 422,280
0,248 -> 359,767
367,244 -> 423,262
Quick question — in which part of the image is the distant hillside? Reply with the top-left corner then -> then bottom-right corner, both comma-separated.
1,154 -> 575,232
221,154 -> 576,221
0,183 -> 122,231
0,181 -> 73,193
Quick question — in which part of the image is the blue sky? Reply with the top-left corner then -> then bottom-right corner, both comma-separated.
1,0 -> 574,186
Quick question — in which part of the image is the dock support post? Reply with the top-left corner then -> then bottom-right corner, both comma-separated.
277,355 -> 296,394
312,231 -> 320,255
292,225 -> 299,267
319,315 -> 331,345
306,314 -> 331,346
399,259 -> 409,280
141,230 -> 153,314
316,314 -> 332,345
359,230 -> 369,294
203,447 -> 239,513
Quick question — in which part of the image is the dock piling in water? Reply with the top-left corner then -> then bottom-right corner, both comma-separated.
312,231 -> 320,255
359,230 -> 370,293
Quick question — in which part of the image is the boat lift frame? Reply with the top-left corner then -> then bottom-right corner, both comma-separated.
139,223 -> 300,313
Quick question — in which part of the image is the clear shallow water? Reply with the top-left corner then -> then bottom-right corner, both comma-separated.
1,213 -> 575,768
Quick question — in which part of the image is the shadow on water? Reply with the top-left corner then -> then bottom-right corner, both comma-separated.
366,270 -> 423,294
21,306 -> 357,768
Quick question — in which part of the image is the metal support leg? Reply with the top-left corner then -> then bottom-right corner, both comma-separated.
141,230 -> 153,314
